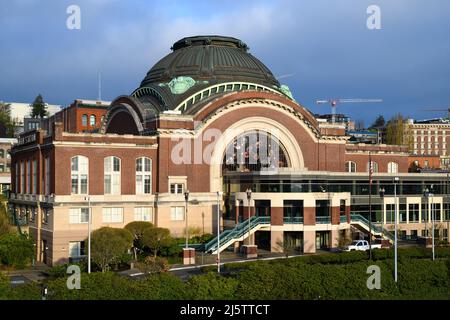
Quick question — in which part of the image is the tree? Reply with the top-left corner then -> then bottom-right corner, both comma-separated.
0,203 -> 12,237
369,115 -> 385,129
0,102 -> 18,137
124,221 -> 154,260
142,227 -> 172,258
90,227 -> 133,272
30,94 -> 48,118
0,233 -> 35,268
386,114 -> 406,145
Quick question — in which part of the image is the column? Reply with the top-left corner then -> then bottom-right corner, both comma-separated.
270,230 -> 284,253
303,230 -> 316,253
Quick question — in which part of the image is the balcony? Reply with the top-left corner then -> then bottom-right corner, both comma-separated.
316,216 -> 331,224
283,217 -> 304,224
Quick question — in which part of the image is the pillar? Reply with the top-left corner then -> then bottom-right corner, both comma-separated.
183,248 -> 195,265
270,230 -> 284,253
331,228 -> 339,249
303,230 -> 316,253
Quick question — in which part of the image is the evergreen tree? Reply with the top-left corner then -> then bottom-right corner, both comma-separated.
30,94 -> 48,118
369,115 -> 385,129
0,102 -> 18,137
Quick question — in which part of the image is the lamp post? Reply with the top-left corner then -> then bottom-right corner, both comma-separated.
246,189 -> 252,245
430,185 -> 435,261
423,186 -> 435,260
184,190 -> 189,249
84,196 -> 91,274
216,191 -> 222,273
379,187 -> 385,230
368,154 -> 373,260
393,177 -> 399,282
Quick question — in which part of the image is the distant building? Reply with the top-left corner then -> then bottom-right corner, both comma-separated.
42,99 -> 110,134
3,102 -> 61,134
347,130 -> 381,144
315,113 -> 355,131
0,137 -> 17,194
405,118 -> 450,170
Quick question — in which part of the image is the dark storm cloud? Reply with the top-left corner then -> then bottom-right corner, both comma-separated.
0,0 -> 449,124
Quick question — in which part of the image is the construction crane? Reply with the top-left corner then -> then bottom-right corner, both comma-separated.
420,106 -> 450,119
316,99 -> 383,124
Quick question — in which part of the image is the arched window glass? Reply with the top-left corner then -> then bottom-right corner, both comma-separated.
345,161 -> 357,173
388,162 -> 398,173
71,156 -> 88,194
136,157 -> 152,194
90,115 -> 96,126
367,161 -> 379,173
104,156 -> 121,195
82,114 -> 88,126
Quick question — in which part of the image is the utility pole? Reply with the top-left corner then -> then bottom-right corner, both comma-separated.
217,191 -> 222,273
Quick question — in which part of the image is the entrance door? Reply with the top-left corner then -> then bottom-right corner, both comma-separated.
316,231 -> 330,250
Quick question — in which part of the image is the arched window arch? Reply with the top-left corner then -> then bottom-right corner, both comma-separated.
71,156 -> 88,194
345,161 -> 357,173
104,156 -> 121,195
81,114 -> 88,126
136,157 -> 152,194
90,115 -> 96,126
367,161 -> 379,173
388,162 -> 398,173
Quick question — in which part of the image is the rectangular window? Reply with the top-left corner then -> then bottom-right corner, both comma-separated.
386,204 -> 395,223
26,161 -> 31,194
69,241 -> 85,258
69,208 -> 89,224
170,183 -> 184,194
42,208 -> 50,224
15,163 -> 18,193
20,162 -> 25,193
32,160 -> 37,194
104,157 -> 121,195
170,207 -> 185,221
103,207 -> 123,223
45,157 -> 50,195
408,203 -> 419,222
134,207 -> 152,222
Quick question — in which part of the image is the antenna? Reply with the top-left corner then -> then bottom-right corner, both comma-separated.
97,71 -> 102,102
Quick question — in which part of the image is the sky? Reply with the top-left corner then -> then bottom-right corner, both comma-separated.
0,0 -> 449,126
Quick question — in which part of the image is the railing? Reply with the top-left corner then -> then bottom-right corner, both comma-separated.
340,215 -> 348,223
283,217 -> 304,224
350,214 -> 394,240
316,216 -> 331,224
204,216 -> 271,253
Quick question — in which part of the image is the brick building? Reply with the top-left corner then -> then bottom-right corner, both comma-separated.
10,36 -> 450,265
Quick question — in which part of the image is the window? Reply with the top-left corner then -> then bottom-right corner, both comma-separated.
44,157 -> 50,195
81,114 -> 88,126
387,162 -> 398,173
134,207 -> 152,222
444,203 -> 450,221
170,207 -> 185,221
345,161 -> 356,173
424,160 -> 429,168
32,160 -> 37,194
136,157 -> 151,195
71,156 -> 88,194
90,115 -> 96,126
103,207 -> 123,223
42,208 -> 50,224
367,161 -> 378,173
0,164 -> 4,172
170,183 -> 184,194
104,157 -> 121,195
101,116 -> 105,124
20,162 -> 25,193
26,161 -> 31,194
69,208 -> 89,224
408,203 -> 419,222
15,163 -> 18,193
386,204 -> 395,223
0,150 -> 4,158
69,241 -> 85,258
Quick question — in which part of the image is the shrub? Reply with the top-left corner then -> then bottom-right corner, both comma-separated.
135,256 -> 169,274
187,272 -> 238,300
0,233 -> 35,268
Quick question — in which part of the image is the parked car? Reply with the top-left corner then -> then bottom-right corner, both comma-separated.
344,240 -> 382,251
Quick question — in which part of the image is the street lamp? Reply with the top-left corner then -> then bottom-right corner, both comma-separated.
246,188 -> 252,245
424,185 -> 435,261
216,191 -> 222,273
379,188 -> 385,234
184,190 -> 190,249
393,177 -> 399,282
84,196 -> 91,274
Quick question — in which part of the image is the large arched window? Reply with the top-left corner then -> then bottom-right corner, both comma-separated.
345,161 -> 357,173
104,156 -> 121,195
90,115 -> 96,126
136,157 -> 152,194
222,130 -> 289,173
82,114 -> 88,126
71,156 -> 88,194
388,162 -> 398,173
367,161 -> 379,173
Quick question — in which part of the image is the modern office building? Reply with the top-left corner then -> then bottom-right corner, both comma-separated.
9,36 -> 450,266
